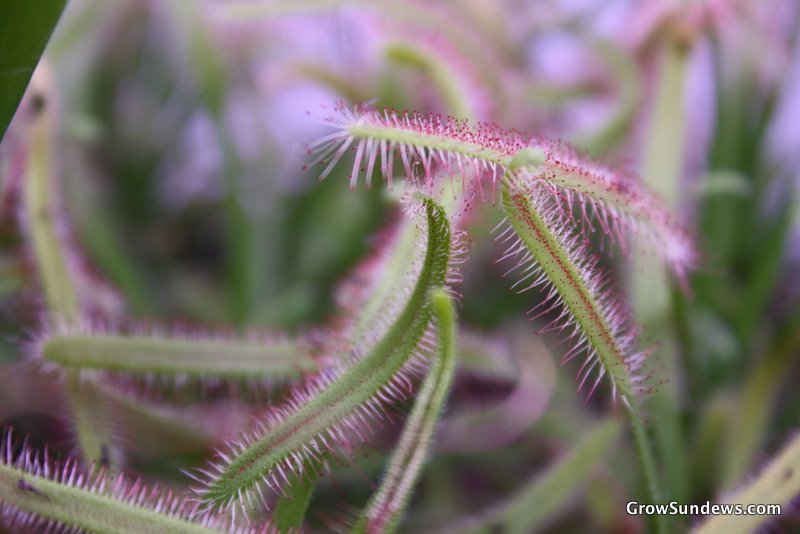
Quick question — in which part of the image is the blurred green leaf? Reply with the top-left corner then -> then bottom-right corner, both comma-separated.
458,418 -> 621,534
0,0 -> 66,141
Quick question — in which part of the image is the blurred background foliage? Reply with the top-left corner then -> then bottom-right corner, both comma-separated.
1,0 -> 800,532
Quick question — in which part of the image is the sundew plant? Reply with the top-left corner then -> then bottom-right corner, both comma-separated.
1,1 -> 799,533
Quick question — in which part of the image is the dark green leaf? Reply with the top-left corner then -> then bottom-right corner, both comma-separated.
0,0 -> 66,141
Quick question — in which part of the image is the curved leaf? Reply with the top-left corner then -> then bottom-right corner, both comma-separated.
352,288 -> 457,534
196,196 -> 454,514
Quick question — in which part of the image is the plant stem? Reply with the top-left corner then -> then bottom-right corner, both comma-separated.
627,402 -> 667,534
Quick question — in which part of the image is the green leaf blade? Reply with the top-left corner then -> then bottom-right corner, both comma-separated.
0,0 -> 66,141
500,176 -> 638,402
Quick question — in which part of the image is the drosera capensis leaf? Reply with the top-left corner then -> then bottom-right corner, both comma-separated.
332,209 -> 429,359
497,175 -> 646,403
0,432 -> 271,534
35,321 -> 318,381
194,196 -> 455,515
20,69 -> 80,325
332,186 -> 466,364
306,102 -> 520,189
498,174 -> 666,531
450,417 -> 621,534
16,68 -> 129,323
308,103 -> 672,530
18,69 -> 113,465
307,102 -> 694,276
351,287 -> 457,534
692,431 -> 800,534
